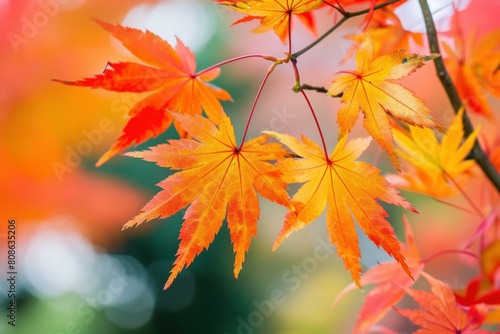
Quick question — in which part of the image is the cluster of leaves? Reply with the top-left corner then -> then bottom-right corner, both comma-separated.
56,0 -> 500,332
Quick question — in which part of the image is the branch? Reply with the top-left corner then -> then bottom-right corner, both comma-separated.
293,84 -> 343,97
418,0 -> 500,194
294,84 -> 327,93
292,0 -> 402,59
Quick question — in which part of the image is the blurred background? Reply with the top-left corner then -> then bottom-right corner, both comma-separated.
0,0 -> 498,333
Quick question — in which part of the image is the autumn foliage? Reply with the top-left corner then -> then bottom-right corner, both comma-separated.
124,112 -> 291,288
57,0 -> 500,332
55,20 -> 232,166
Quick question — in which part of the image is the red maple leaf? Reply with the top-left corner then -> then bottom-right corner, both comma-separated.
55,20 -> 232,166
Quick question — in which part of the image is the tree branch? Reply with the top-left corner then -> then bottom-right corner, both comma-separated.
418,0 -> 500,194
293,84 -> 343,97
294,84 -> 327,93
292,0 -> 402,59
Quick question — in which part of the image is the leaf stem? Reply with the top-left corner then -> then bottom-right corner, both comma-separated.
287,13 -> 293,58
292,16 -> 347,59
418,0 -> 500,194
421,248 -> 478,264
291,0 -> 401,59
196,54 -> 277,76
294,84 -> 328,94
442,169 -> 484,219
239,63 -> 276,148
292,59 -> 329,158
236,15 -> 295,148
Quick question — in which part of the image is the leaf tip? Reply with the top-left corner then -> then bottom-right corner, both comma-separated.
271,239 -> 282,252
353,276 -> 363,289
164,266 -> 181,290
93,18 -> 116,31
163,280 -> 173,290
95,154 -> 110,167
233,265 -> 242,279
123,150 -> 145,159
96,145 -> 124,167
122,218 -> 139,230
262,130 -> 280,138
389,152 -> 402,172
425,53 -> 441,61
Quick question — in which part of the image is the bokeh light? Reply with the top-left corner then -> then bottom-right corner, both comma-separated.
22,219 -> 96,298
122,0 -> 217,52
395,0 -> 472,32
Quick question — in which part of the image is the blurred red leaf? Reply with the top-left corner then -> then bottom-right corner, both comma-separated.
443,17 -> 500,117
396,272 -> 493,333
334,216 -> 423,334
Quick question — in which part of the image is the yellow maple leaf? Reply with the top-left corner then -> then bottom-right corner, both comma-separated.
387,108 -> 479,198
328,35 -> 444,170
221,0 -> 324,42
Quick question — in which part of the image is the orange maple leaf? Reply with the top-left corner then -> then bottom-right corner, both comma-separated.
443,21 -> 500,117
336,0 -> 409,29
345,8 -> 425,59
334,216 -> 424,334
396,272 -> 494,334
328,35 -> 443,170
124,112 -> 291,289
387,108 -> 479,198
221,0 -> 324,42
55,20 -> 232,166
264,131 -> 417,286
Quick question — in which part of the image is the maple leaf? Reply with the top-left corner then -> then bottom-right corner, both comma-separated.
124,112 -> 291,289
345,8 -> 425,60
264,131 -> 417,286
221,0 -> 324,42
333,216 -> 424,334
443,22 -> 500,117
387,108 -> 479,198
455,240 -> 500,322
328,35 -> 443,170
396,272 -> 494,334
336,0 -> 408,28
336,0 -> 378,29
55,20 -> 232,166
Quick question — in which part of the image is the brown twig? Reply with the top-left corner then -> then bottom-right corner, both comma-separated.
291,0 -> 402,59
293,84 -> 343,97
